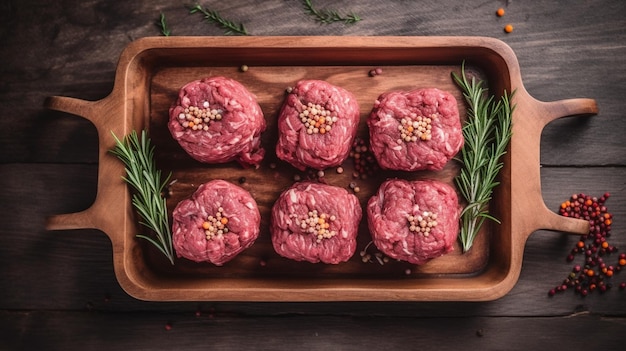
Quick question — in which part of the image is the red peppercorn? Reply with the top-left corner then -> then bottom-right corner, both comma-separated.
550,193 -> 625,299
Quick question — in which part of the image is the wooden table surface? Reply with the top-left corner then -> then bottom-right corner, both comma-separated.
1,1 -> 625,349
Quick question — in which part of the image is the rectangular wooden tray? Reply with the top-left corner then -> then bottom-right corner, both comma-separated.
44,36 -> 596,301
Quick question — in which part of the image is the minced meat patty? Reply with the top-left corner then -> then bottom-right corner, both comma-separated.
172,180 -> 261,266
270,181 -> 362,264
367,88 -> 463,171
168,76 -> 266,167
275,80 -> 360,171
367,179 -> 460,265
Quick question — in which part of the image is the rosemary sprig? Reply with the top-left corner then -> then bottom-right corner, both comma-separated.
110,130 -> 175,265
452,63 -> 514,253
302,0 -> 361,25
189,4 -> 248,35
156,12 -> 171,36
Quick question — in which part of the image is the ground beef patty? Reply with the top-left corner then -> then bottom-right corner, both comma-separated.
271,181 -> 362,264
367,179 -> 460,265
275,80 -> 360,171
172,180 -> 261,266
168,76 -> 266,167
367,88 -> 463,171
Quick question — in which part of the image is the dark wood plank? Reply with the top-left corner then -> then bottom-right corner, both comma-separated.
2,311 -> 625,350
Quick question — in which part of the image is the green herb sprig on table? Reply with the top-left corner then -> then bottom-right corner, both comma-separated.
302,0 -> 361,25
110,130 -> 175,265
156,12 -> 171,36
452,63 -> 514,253
189,4 -> 249,35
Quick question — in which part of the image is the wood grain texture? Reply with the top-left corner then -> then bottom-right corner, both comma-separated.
1,0 -> 625,349
2,311 -> 625,350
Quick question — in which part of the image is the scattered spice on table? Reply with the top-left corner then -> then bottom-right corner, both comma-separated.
549,192 -> 626,297
496,8 -> 505,17
504,24 -> 514,33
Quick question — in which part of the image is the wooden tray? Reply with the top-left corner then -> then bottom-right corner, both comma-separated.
44,36 -> 597,301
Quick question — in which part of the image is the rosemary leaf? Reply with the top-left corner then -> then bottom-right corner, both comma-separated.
302,0 -> 361,25
452,62 -> 514,253
156,12 -> 171,36
189,4 -> 248,35
110,130 -> 175,265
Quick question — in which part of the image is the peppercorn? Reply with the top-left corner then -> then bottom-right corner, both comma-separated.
369,67 -> 383,77
504,24 -> 514,33
551,192 -> 626,298
496,8 -> 505,17
349,137 -> 379,179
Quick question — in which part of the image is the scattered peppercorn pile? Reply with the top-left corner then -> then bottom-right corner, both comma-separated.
349,137 -> 379,180
549,193 -> 626,297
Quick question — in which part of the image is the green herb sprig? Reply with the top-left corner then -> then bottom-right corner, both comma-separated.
452,63 -> 514,253
156,12 -> 171,36
189,4 -> 249,35
302,0 -> 361,25
110,130 -> 175,265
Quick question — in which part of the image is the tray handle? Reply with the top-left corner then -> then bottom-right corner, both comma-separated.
44,95 -> 128,235
538,97 -> 598,126
530,97 -> 598,236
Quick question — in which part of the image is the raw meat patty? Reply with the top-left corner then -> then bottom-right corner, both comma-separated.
367,179 -> 460,265
271,181 -> 362,264
367,88 -> 463,171
275,80 -> 360,171
168,76 -> 266,167
172,180 -> 261,266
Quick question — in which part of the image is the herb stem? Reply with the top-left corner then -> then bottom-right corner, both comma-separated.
302,0 -> 361,25
156,12 -> 171,36
189,4 -> 248,35
452,62 -> 514,253
110,130 -> 175,265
